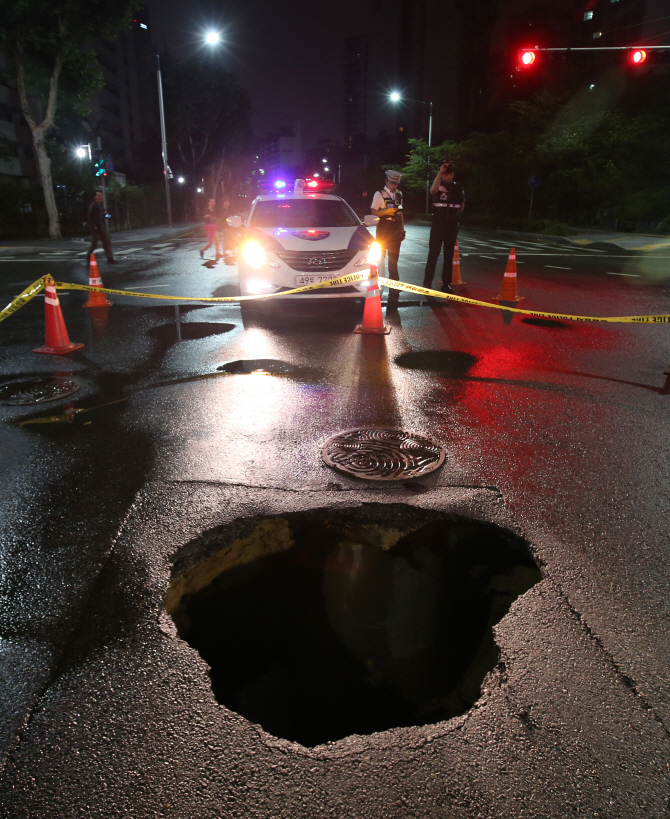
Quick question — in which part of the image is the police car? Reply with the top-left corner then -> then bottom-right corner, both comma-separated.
228,178 -> 380,300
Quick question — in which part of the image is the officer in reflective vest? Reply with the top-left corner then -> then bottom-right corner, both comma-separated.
423,161 -> 465,296
371,169 -> 405,310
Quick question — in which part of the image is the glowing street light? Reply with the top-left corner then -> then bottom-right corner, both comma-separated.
75,144 -> 91,160
389,91 -> 401,102
177,176 -> 185,184
205,31 -> 221,46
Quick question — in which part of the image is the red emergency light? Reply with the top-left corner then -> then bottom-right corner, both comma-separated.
304,177 -> 335,192
631,49 -> 647,64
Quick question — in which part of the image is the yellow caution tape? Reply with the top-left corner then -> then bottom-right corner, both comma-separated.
0,276 -> 46,323
1,272 -> 669,325
53,270 -> 369,302
379,277 -> 670,324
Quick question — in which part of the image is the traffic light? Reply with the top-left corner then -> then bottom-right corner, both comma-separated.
630,49 -> 647,65
518,49 -> 537,67
93,152 -> 107,177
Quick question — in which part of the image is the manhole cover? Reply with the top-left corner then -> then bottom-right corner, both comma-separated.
217,359 -> 295,375
322,428 -> 445,481
0,376 -> 80,405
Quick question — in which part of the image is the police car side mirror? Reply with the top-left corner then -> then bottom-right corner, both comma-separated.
227,215 -> 243,228
362,215 -> 378,227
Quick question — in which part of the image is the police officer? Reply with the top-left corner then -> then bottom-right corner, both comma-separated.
423,161 -> 465,295
371,169 -> 405,310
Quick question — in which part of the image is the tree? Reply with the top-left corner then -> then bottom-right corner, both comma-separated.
0,0 -> 140,239
161,54 -> 252,199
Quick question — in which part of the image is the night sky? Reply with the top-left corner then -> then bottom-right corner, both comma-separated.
145,0 -> 368,150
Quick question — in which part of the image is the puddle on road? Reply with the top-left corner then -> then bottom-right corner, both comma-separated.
146,322 -> 235,347
166,508 -> 541,747
394,351 -> 476,376
521,318 -> 568,329
217,359 -> 295,375
0,375 -> 80,405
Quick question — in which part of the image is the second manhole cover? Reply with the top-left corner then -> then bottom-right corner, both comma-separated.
322,428 -> 445,481
0,376 -> 80,405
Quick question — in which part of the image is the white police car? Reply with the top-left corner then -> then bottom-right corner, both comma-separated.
229,179 -> 380,300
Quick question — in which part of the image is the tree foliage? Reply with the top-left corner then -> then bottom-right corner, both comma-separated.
162,54 -> 252,194
0,0 -> 140,238
402,85 -> 670,230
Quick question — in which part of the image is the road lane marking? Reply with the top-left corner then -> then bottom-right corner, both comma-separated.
117,247 -> 144,255
605,271 -> 641,277
479,255 -> 497,259
544,265 -> 572,269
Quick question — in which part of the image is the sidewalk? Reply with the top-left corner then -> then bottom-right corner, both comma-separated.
0,222 -> 201,257
411,220 -> 670,252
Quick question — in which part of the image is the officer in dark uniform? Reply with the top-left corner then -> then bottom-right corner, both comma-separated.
371,169 -> 405,310
423,161 -> 465,295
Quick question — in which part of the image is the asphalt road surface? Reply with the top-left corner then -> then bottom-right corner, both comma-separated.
1,224 -> 669,818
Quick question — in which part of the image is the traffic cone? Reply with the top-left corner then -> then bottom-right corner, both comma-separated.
83,254 -> 113,307
451,241 -> 465,286
354,265 -> 390,334
495,248 -> 524,302
33,276 -> 84,355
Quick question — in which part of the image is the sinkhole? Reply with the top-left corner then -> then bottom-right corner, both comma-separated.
166,507 -> 541,747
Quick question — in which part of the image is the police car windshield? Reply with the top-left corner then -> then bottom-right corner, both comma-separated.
251,199 -> 359,228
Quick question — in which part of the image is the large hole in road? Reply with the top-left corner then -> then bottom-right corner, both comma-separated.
166,507 -> 541,747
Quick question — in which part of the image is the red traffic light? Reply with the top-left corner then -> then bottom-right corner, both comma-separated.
519,49 -> 537,67
630,49 -> 647,65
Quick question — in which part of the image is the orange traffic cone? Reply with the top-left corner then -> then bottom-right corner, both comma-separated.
354,265 -> 390,334
83,254 -> 113,308
451,241 -> 465,286
495,248 -> 524,302
33,276 -> 84,354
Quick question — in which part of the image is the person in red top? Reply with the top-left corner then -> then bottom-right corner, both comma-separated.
200,198 -> 220,260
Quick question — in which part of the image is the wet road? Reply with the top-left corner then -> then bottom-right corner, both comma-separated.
1,225 -> 669,818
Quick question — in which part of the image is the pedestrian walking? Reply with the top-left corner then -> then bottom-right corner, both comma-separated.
423,161 -> 465,296
370,169 -> 405,311
200,198 -> 220,260
87,190 -> 117,264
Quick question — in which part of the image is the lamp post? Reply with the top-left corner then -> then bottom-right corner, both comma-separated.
389,92 -> 433,212
155,31 -> 222,229
156,54 -> 172,228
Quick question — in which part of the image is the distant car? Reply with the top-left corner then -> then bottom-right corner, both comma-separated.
230,179 -> 379,301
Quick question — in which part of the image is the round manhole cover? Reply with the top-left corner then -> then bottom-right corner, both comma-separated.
217,359 -> 294,375
0,376 -> 80,406
322,428 -> 445,481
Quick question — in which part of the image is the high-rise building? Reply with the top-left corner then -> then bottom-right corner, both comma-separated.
90,4 -> 157,178
0,52 -> 37,182
256,123 -> 302,177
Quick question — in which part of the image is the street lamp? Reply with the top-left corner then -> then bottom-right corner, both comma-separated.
178,177 -> 185,184
75,144 -> 91,160
155,30 -> 222,229
389,92 -> 433,211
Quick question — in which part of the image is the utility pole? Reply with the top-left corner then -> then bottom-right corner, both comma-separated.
156,55 -> 173,228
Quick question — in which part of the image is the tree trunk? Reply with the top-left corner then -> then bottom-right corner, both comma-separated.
15,44 -> 64,241
32,129 -> 61,240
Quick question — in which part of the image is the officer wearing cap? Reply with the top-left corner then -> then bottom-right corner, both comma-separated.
370,169 -> 405,310
423,161 -> 465,296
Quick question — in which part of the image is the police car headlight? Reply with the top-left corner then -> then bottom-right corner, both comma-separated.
246,279 -> 275,294
242,241 -> 266,269
367,241 -> 382,265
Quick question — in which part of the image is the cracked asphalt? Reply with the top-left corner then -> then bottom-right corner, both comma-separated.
0,224 -> 669,818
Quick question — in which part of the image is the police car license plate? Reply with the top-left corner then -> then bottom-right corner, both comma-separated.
295,275 -> 334,285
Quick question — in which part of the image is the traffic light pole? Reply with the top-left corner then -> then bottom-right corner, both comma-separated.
156,55 -> 173,229
97,136 -> 107,211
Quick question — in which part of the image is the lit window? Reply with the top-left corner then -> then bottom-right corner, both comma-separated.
584,11 -> 593,20
593,31 -> 602,38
